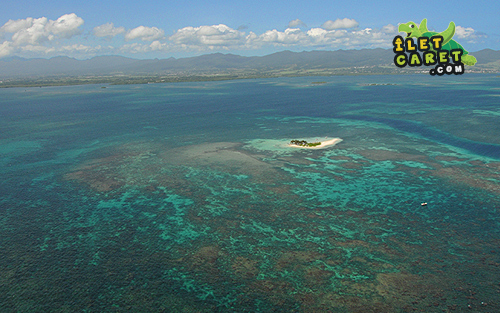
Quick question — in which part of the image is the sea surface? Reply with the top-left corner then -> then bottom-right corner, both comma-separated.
1,74 -> 499,312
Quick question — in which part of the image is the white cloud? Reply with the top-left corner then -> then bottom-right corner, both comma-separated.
0,18 -> 33,33
164,22 -> 398,52
306,28 -> 328,37
149,40 -> 168,51
120,43 -> 146,54
47,13 -> 84,38
381,24 -> 397,34
454,25 -> 487,43
306,27 -> 343,45
93,22 -> 125,38
0,13 -> 83,46
0,13 -> 87,58
9,17 -> 51,45
19,44 -> 55,54
0,14 -> 403,59
257,28 -> 308,45
0,41 -> 14,57
455,26 -> 475,39
322,18 -> 359,30
14,43 -> 106,59
288,19 -> 307,28
451,25 -> 487,45
119,41 -> 171,54
59,44 -> 101,53
125,26 -> 164,41
252,24 -> 397,49
170,24 -> 248,50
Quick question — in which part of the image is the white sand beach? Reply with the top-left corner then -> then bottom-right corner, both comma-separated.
288,138 -> 342,149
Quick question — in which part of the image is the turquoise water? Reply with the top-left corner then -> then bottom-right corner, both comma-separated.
1,75 -> 499,312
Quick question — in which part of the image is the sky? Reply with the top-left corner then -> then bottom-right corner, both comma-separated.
0,0 -> 498,60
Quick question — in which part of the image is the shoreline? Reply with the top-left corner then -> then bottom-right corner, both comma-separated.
288,138 -> 342,149
2,72 -> 496,89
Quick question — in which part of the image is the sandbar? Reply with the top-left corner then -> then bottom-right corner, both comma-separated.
288,138 -> 342,149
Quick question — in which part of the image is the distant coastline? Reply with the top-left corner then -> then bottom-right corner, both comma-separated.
1,48 -> 498,88
0,71 -> 407,89
1,70 -> 496,89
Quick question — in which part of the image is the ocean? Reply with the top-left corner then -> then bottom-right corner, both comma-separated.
1,74 -> 499,312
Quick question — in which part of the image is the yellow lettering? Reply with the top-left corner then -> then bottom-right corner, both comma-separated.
405,38 -> 417,51
393,37 -> 404,52
431,36 -> 443,50
418,37 -> 429,51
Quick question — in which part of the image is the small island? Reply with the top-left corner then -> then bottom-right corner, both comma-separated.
288,138 -> 342,149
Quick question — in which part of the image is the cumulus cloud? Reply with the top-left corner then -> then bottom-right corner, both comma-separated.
93,22 -> 125,38
0,13 -> 83,46
0,18 -> 33,33
10,18 -> 50,45
170,24 -> 249,50
125,26 -> 164,41
455,26 -> 475,39
255,24 -> 398,49
257,28 -> 308,45
164,22 -> 398,52
0,14 -> 404,59
0,13 -> 86,58
48,13 -> 84,38
0,41 -> 14,57
322,18 -> 359,30
149,40 -> 168,51
454,25 -> 487,43
288,19 -> 307,28
119,41 -> 171,54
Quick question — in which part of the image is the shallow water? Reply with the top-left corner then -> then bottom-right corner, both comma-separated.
1,74 -> 499,312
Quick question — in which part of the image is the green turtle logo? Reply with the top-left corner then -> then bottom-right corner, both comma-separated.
398,18 -> 477,66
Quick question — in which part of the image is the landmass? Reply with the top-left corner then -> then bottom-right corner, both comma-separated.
1,48 -> 498,88
0,69 -> 403,88
289,138 -> 342,149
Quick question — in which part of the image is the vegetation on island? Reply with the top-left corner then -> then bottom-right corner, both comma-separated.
290,140 -> 322,147
360,83 -> 398,86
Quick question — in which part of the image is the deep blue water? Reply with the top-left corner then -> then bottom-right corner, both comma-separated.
342,114 -> 500,158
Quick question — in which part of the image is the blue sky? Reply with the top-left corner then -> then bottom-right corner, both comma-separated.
0,0 -> 498,59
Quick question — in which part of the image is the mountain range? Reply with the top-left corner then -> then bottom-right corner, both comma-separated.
0,48 -> 499,80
